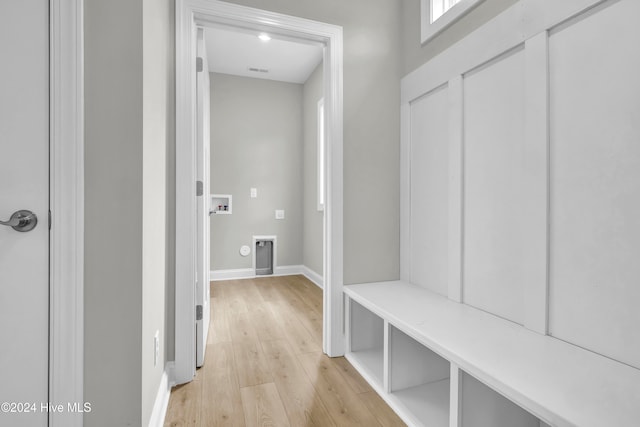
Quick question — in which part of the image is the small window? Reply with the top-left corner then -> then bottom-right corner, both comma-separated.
421,0 -> 485,43
431,0 -> 461,23
317,98 -> 325,211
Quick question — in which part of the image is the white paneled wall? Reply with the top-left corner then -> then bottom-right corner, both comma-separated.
409,85 -> 450,297
401,0 -> 640,370
547,0 -> 640,369
463,46 -> 527,325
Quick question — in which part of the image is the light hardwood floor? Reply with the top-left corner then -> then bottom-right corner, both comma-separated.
164,275 -> 406,427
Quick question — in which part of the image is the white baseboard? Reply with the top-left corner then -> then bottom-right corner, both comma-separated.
210,265 -> 323,285
148,363 -> 172,427
273,265 -> 303,276
301,266 -> 323,288
210,268 -> 254,281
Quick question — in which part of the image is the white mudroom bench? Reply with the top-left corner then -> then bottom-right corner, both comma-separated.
344,281 -> 640,427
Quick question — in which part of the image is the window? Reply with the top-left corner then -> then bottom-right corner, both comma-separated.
431,0 -> 461,23
421,0 -> 485,43
317,98 -> 325,211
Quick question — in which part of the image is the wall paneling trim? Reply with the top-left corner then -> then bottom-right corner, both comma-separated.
401,0 -> 640,368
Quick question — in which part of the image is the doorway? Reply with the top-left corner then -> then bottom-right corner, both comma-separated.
175,0 -> 344,385
205,24 -> 325,283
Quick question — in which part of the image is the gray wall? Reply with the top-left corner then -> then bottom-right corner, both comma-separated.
401,0 -> 519,75
303,63 -> 324,277
85,0 -> 142,424
84,0 -> 172,425
210,73 -> 304,270
220,0 -> 402,285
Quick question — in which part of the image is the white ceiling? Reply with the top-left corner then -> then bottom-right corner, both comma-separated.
204,26 -> 323,84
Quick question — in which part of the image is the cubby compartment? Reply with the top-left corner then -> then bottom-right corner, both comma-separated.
344,281 -> 640,427
460,371 -> 543,427
346,299 -> 384,387
389,325 -> 450,427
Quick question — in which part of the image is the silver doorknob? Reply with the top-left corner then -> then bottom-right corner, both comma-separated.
0,210 -> 38,232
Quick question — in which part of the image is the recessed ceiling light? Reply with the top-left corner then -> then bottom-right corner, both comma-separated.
258,33 -> 271,42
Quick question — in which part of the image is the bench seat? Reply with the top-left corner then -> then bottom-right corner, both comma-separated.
344,280 -> 640,427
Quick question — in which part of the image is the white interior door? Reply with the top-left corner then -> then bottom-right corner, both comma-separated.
0,1 -> 50,426
195,28 -> 211,367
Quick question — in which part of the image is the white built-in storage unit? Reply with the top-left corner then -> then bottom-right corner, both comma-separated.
345,0 -> 640,426
387,325 -> 450,427
345,281 -> 640,427
347,300 -> 384,387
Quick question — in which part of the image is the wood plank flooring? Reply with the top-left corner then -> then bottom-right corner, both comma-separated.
164,275 -> 406,427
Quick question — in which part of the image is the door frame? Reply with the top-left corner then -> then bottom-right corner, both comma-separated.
175,0 -> 344,384
49,0 -> 84,426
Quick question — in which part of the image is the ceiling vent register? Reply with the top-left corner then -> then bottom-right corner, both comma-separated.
248,67 -> 269,73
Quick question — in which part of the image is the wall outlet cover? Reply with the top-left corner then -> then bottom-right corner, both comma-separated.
250,188 -> 257,198
275,210 -> 285,219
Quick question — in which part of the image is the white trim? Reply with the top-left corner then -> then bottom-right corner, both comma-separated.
449,363 -> 462,426
420,0 -> 486,43
272,265 -> 301,276
522,31 -> 550,335
321,6 -> 345,359
148,368 -> 171,427
210,265 -> 323,288
399,103 -> 411,283
302,265 -> 324,289
447,76 -> 463,303
49,1 -> 84,426
175,0 -> 198,386
176,0 -> 344,384
210,268 -> 255,281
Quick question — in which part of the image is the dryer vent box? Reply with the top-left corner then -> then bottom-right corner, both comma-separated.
255,240 -> 273,275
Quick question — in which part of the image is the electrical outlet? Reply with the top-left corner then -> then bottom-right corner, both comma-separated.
154,331 -> 159,367
275,209 -> 285,219
250,187 -> 257,198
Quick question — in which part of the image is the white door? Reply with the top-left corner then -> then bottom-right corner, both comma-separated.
195,28 -> 211,367
0,1 -> 50,426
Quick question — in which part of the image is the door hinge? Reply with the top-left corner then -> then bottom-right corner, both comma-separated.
48,210 -> 51,231
196,180 -> 203,196
196,305 -> 203,321
196,57 -> 203,73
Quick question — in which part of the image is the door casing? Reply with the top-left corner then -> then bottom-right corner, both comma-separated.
174,0 -> 344,384
49,0 -> 84,426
